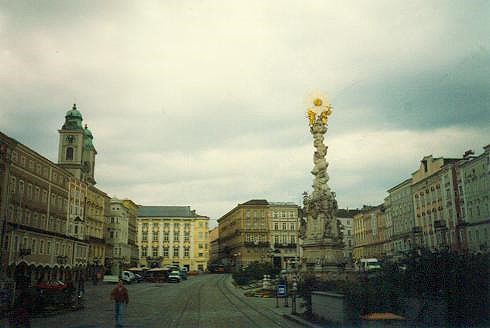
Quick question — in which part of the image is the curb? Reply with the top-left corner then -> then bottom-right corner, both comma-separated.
282,314 -> 324,328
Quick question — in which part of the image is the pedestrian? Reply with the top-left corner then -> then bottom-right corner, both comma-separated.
110,279 -> 129,328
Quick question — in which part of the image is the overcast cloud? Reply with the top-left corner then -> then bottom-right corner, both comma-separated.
1,1 -> 489,226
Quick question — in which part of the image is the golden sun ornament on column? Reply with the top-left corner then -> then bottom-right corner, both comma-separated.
306,93 -> 333,126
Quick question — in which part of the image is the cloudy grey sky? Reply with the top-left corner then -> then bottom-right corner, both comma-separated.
1,1 -> 489,226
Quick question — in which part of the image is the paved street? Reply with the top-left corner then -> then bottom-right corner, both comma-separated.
4,274 -> 306,328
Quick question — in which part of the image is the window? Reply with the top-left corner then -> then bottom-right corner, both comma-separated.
199,243 -> 203,249
274,222 -> 278,230
173,247 -> 179,257
164,233 -> 169,241
282,223 -> 287,230
66,147 -> 74,160
174,223 -> 180,230
184,247 -> 190,257
152,246 -> 158,257
185,223 -> 191,230
274,235 -> 279,244
199,232 -> 203,239
142,232 -> 148,241
174,234 -> 179,242
141,247 -> 147,257
291,223 -> 295,230
39,240 -> 44,254
163,247 -> 169,257
153,233 -> 158,242
142,223 -> 148,230
198,252 -> 203,257
291,235 -> 296,244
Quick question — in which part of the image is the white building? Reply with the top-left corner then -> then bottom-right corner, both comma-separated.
460,145 -> 490,253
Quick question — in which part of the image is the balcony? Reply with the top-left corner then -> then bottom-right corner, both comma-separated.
244,241 -> 270,248
274,243 -> 297,249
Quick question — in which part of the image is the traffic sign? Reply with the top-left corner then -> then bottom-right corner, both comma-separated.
277,284 -> 287,297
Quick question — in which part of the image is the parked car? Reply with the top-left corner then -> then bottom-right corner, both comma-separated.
134,273 -> 144,283
121,271 -> 136,284
179,270 -> 187,280
168,271 -> 182,283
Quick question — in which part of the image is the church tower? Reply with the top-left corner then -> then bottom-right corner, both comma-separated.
58,104 -> 97,185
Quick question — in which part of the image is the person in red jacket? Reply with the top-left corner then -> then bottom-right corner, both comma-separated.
110,280 -> 129,328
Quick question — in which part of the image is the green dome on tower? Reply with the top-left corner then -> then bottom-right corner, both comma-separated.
62,104 -> 83,130
65,103 -> 83,120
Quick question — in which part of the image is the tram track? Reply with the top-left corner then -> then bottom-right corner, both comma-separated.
215,274 -> 290,328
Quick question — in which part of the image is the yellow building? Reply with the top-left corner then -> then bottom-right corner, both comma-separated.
137,206 -> 209,271
352,205 -> 389,260
122,199 -> 139,266
218,200 -> 270,271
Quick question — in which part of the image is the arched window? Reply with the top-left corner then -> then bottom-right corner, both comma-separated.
66,147 -> 74,160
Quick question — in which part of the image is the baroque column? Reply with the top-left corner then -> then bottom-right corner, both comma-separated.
300,97 -> 343,272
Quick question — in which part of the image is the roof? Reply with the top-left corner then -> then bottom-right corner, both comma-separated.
336,208 -> 361,218
137,206 -> 195,218
240,199 -> 269,206
268,202 -> 298,207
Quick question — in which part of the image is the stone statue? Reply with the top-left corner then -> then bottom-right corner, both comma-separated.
301,98 -> 343,271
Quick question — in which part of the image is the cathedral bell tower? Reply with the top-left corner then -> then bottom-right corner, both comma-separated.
58,104 -> 97,185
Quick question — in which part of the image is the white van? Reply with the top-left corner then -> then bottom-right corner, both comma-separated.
358,258 -> 381,272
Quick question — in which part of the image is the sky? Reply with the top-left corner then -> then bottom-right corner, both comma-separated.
1,1 -> 489,227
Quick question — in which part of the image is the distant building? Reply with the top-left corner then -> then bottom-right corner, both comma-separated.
106,198 -> 139,275
411,155 -> 462,252
209,226 -> 219,265
336,208 -> 361,263
385,178 -> 414,259
459,145 -> 490,253
353,205 -> 389,260
217,199 -> 300,271
218,200 -> 270,271
137,206 -> 209,271
269,202 -> 300,270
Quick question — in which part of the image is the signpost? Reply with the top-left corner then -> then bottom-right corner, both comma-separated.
276,283 -> 288,308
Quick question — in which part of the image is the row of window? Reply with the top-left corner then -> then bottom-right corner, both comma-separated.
11,150 -> 67,186
141,222 -> 207,230
273,222 -> 296,231
9,234 -> 87,258
272,235 -> 296,244
141,246 -> 206,258
9,177 -> 66,209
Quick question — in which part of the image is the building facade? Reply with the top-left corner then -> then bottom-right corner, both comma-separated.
208,226 -> 219,266
137,206 -> 209,271
218,200 -> 271,271
269,202 -> 300,270
218,200 -> 301,271
460,145 -> 490,253
411,156 -> 462,252
352,205 -> 389,260
385,178 -> 414,260
336,209 -> 360,263
0,132 -> 89,286
122,199 -> 139,267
